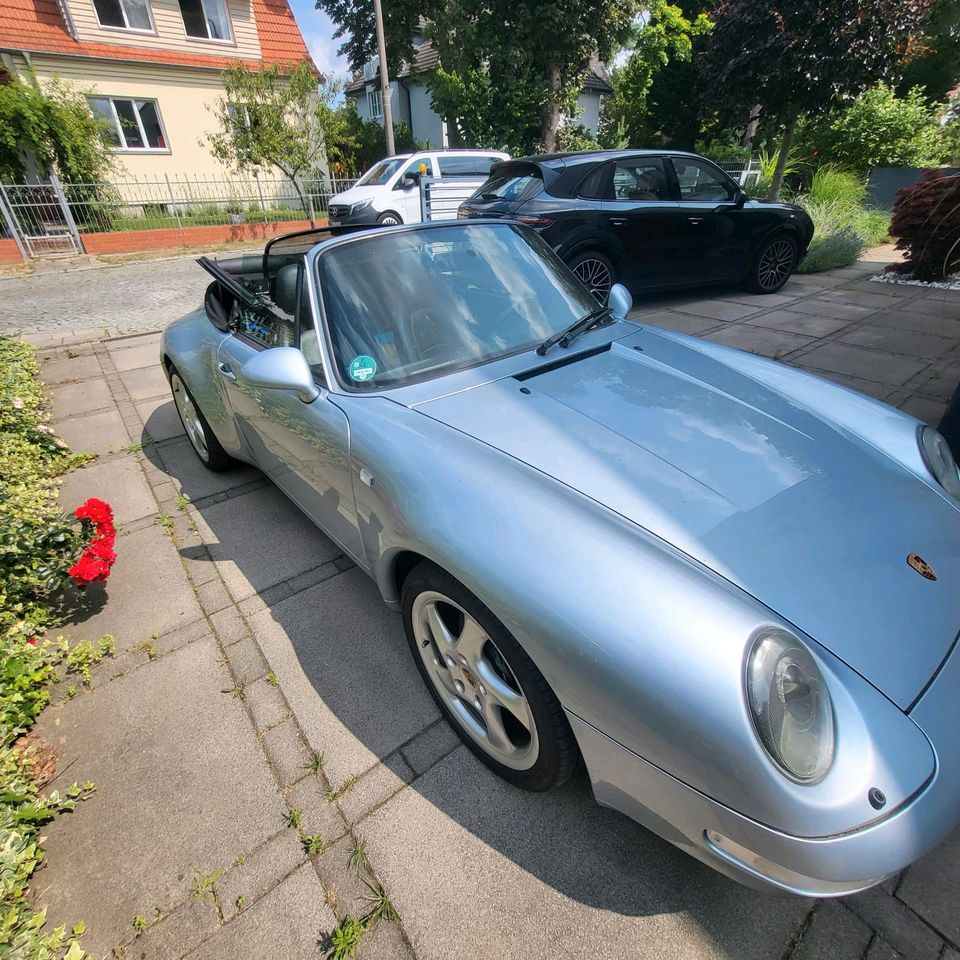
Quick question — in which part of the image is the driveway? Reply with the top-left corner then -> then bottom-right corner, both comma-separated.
15,253 -> 960,960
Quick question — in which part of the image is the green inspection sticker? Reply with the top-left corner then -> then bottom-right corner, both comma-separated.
348,355 -> 377,382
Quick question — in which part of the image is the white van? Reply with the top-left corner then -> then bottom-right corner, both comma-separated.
327,149 -> 509,227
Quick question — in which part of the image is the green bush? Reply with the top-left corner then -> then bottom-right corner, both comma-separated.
806,165 -> 866,206
1,337 -> 93,959
796,225 -> 865,273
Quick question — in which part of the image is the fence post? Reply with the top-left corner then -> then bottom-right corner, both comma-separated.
0,183 -> 29,261
254,172 -> 268,225
50,173 -> 86,255
419,176 -> 430,222
164,174 -> 184,244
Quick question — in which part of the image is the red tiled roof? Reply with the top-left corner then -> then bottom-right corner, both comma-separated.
0,0 -> 314,71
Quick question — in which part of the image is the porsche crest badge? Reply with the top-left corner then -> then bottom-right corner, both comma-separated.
907,554 -> 937,581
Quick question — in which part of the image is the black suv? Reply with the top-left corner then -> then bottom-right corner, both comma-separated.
458,150 -> 814,298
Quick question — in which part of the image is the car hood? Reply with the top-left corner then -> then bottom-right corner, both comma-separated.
417,334 -> 960,709
330,185 -> 383,206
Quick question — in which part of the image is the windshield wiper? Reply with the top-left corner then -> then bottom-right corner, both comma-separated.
536,306 -> 613,356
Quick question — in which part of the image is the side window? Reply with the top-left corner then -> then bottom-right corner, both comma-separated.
400,157 -> 434,179
671,159 -> 733,201
612,159 -> 670,201
438,155 -> 497,176
578,163 -> 612,200
235,301 -> 294,349
296,278 -> 325,382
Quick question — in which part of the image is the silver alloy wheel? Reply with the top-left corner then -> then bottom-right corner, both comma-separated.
757,238 -> 795,291
171,374 -> 208,462
412,590 -> 540,770
379,214 -> 400,225
573,257 -> 613,301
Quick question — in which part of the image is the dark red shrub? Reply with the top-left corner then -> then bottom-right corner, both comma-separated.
887,169 -> 960,281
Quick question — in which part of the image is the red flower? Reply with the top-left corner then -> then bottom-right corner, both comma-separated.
26,637 -> 37,646
87,538 -> 117,563
75,498 -> 114,526
69,551 -> 112,584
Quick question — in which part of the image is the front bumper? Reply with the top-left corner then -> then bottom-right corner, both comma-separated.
327,204 -> 382,227
570,639 -> 960,897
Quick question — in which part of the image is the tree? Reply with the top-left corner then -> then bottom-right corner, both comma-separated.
798,84 -> 947,171
333,102 -> 424,175
897,0 -> 960,102
207,63 -> 347,225
0,77 -> 115,182
314,0 -> 426,73
699,0 -> 935,200
600,0 -> 711,148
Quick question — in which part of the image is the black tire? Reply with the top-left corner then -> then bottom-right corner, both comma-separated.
167,364 -> 233,472
377,211 -> 403,226
566,249 -> 617,303
401,561 -> 579,791
746,233 -> 799,293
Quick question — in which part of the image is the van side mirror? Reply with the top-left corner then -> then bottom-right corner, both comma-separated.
239,347 -> 319,403
608,283 -> 633,320
401,172 -> 420,189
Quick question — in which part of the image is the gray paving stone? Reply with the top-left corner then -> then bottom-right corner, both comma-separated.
361,748 -> 809,960
262,718 -> 314,788
897,395 -> 947,426
286,776 -> 350,846
250,569 -> 439,787
59,454 -> 157,524
718,290 -> 799,308
911,363 -> 960,403
338,752 -> 414,826
245,676 -> 290,732
788,298 -> 876,321
209,605 -> 252,645
868,308 -> 960,339
33,638 -> 284,960
195,575 -> 234,614
151,437 -> 262,501
895,827 -> 960,945
670,298 -> 763,322
53,408 -> 131,457
124,895 -> 220,960
193,484 -> 340,601
216,829 -> 308,923
182,863 -> 339,960
119,363 -> 169,401
793,901 -> 873,960
401,720 -> 461,777
867,938 -> 906,960
110,340 -> 164,372
59,522 -> 202,652
844,886 -> 944,960
798,341 -> 928,386
137,395 -> 185,442
313,834 -> 383,924
745,309 -> 854,338
632,309 -> 722,335
837,324 -> 955,361
791,366 -> 893,401
704,324 -> 813,358
884,293 -> 960,318
226,635 -> 270,687
40,353 -> 102,384
820,288 -> 904,310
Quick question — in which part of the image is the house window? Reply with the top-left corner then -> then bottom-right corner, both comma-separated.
177,0 -> 232,41
367,90 -> 383,120
92,0 -> 153,31
88,97 -> 168,151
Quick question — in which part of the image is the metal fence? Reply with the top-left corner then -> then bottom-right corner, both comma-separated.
719,160 -> 762,188
0,174 -> 358,258
419,175 -> 491,222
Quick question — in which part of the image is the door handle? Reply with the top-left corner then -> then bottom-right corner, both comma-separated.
688,217 -> 705,225
609,217 -> 628,226
218,362 -> 236,381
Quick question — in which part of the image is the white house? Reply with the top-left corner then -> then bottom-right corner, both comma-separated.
345,37 -> 612,149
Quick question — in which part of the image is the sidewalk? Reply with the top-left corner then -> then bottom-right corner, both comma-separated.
22,258 -> 960,960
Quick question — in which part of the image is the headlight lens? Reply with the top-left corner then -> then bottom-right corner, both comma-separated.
746,630 -> 834,783
918,426 -> 960,500
351,198 -> 373,214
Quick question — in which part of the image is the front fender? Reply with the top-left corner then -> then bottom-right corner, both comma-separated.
338,394 -> 932,840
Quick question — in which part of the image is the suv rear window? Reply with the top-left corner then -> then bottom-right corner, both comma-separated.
470,172 -> 542,203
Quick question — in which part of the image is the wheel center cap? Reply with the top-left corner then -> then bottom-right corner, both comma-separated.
461,666 -> 477,688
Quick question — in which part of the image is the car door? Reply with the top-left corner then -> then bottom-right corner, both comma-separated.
393,156 -> 436,223
596,157 -> 685,289
669,157 -> 752,283
213,262 -> 365,564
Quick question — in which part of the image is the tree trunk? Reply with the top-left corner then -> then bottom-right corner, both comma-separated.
767,108 -> 798,202
287,174 -> 315,228
743,103 -> 761,149
542,62 -> 563,152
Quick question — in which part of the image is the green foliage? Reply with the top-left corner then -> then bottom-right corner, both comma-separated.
806,165 -> 867,206
0,76 -> 115,182
0,340 -> 95,958
191,866 -> 224,904
0,338 -> 84,645
314,0 -> 423,74
752,145 -> 807,200
555,124 -> 601,153
796,222 -> 866,272
897,0 -> 960,101
207,64 -> 349,219
302,833 -> 326,856
333,103 -> 424,176
64,635 -> 115,687
799,85 -> 948,171
600,0 -> 711,148
328,916 -> 364,959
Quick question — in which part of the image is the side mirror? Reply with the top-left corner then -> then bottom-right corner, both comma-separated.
401,172 -> 420,189
733,186 -> 747,207
608,282 -> 633,320
239,347 -> 319,403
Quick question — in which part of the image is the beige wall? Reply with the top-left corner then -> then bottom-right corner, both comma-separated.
65,0 -> 261,61
24,53 -> 235,178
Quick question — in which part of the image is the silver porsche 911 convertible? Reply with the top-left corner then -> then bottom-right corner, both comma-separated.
161,221 -> 960,897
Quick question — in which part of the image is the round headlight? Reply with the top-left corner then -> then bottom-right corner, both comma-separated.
746,630 -> 834,783
919,426 -> 960,500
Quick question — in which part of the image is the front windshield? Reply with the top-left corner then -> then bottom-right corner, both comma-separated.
317,223 -> 599,389
355,156 -> 410,186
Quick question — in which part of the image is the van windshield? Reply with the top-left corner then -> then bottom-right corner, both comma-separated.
355,157 -> 410,186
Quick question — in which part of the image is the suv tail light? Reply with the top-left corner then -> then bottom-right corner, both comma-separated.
514,215 -> 554,228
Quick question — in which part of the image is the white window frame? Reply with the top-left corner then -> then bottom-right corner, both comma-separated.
367,89 -> 383,120
89,96 -> 171,154
91,0 -> 156,34
177,0 -> 235,45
